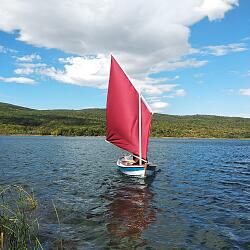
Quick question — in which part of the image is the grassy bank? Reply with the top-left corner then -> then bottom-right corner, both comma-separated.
0,102 -> 250,138
0,185 -> 42,249
0,185 -> 65,250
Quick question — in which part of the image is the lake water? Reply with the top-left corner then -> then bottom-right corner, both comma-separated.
0,136 -> 249,249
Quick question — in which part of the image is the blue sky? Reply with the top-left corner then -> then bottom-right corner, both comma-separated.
0,0 -> 249,117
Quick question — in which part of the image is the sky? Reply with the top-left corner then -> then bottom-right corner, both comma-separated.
0,0 -> 249,117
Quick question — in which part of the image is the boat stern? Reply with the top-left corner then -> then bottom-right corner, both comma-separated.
117,157 -> 156,178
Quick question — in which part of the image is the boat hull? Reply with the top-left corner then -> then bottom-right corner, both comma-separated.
117,158 -> 156,178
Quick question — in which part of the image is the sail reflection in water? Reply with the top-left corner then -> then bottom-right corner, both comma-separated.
106,179 -> 157,248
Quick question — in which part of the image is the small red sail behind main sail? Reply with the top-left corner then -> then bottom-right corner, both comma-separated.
106,55 -> 152,160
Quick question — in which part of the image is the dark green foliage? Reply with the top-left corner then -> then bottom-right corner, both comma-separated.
0,102 -> 249,138
151,113 -> 250,138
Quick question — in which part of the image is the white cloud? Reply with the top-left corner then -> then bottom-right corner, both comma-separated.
239,89 -> 250,96
146,96 -> 161,102
133,77 -> 177,95
0,44 -> 16,53
42,55 -> 109,88
195,0 -> 239,21
190,43 -> 248,56
43,55 -> 180,97
145,97 -> 170,112
0,76 -> 35,84
14,63 -> 47,75
0,0 -> 238,111
203,43 -> 248,56
150,101 -> 170,112
156,58 -> 208,71
14,68 -> 34,75
41,55 -> 184,111
164,89 -> 187,98
143,84 -> 177,95
173,89 -> 187,97
15,53 -> 41,62
16,63 -> 47,68
0,0 -> 238,75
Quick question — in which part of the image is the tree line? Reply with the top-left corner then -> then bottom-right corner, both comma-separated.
0,102 -> 250,138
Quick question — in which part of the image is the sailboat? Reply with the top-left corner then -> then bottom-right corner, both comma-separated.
106,55 -> 156,178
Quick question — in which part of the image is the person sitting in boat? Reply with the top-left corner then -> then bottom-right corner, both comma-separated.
132,155 -> 139,165
121,155 -> 136,166
121,155 -> 149,166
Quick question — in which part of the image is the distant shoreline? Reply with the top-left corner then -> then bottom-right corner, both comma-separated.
1,102 -> 250,139
1,134 -> 250,140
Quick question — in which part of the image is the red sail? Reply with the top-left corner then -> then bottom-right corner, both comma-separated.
106,56 -> 152,160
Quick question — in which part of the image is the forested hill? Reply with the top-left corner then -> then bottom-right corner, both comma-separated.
0,102 -> 250,138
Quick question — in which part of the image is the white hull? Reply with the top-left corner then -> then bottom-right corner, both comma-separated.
117,158 -> 156,178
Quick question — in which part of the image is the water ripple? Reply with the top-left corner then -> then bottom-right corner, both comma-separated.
0,136 -> 250,249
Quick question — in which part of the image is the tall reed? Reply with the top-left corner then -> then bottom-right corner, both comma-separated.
0,185 -> 43,250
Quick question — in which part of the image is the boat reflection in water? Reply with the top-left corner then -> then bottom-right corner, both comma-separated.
106,178 -> 157,248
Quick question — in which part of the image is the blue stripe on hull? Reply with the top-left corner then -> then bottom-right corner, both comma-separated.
119,167 -> 145,171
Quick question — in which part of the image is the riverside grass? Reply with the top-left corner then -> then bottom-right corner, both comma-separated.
0,185 -> 44,250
